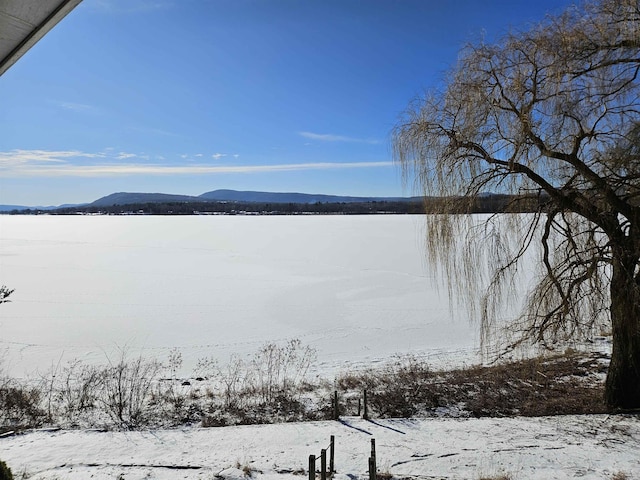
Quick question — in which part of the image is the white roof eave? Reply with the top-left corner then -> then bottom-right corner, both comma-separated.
0,0 -> 83,77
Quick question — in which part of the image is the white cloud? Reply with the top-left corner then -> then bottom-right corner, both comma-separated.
0,149 -> 105,167
212,153 -> 227,160
89,0 -> 173,13
58,102 -> 94,112
299,131 -> 380,144
0,149 -> 392,177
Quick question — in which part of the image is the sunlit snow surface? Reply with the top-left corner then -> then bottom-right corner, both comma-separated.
0,215 -> 482,377
3,216 -> 636,480
3,416 -> 640,479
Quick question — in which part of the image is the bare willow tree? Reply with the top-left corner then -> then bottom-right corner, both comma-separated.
393,0 -> 640,409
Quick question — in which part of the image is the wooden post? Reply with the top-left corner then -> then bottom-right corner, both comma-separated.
321,449 -> 327,480
309,454 -> 316,480
363,389 -> 369,420
333,390 -> 339,420
329,435 -> 335,473
369,439 -> 377,480
368,457 -> 377,480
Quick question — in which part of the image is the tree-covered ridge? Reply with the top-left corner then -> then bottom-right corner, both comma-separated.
6,193 -> 547,216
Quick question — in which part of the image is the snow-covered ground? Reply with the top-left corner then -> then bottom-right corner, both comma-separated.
4,215 -> 634,479
0,215 -> 482,378
2,415 -> 639,480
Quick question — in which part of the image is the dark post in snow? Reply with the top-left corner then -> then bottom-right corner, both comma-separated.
333,390 -> 339,420
363,389 -> 369,420
368,456 -> 377,480
321,449 -> 327,480
329,435 -> 335,474
369,438 -> 377,480
309,454 -> 316,480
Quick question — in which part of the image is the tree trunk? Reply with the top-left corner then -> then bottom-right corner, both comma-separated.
604,252 -> 640,409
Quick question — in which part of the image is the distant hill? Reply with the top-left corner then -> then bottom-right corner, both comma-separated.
2,189 -> 547,215
89,192 -> 203,207
198,189 -> 419,204
0,203 -> 84,212
1,190 -> 421,213
0,205 -> 32,212
87,190 -> 419,207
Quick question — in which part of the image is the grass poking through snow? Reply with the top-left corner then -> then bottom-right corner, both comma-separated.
1,344 -> 610,432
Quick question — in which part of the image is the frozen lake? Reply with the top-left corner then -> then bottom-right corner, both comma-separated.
0,215 -> 480,378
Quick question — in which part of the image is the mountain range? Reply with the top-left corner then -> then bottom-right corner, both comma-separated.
0,189 -> 420,212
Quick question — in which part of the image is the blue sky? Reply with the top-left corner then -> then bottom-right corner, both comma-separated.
0,0 -> 573,206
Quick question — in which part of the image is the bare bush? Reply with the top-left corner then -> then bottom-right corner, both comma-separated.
166,347 -> 182,381
251,339 -> 316,404
151,348 -> 206,426
0,340 -> 611,429
98,349 -> 161,429
337,355 -> 438,417
218,354 -> 250,409
157,348 -> 186,414
0,352 -> 45,430
53,360 -> 102,425
337,351 -> 607,418
200,340 -> 320,426
1,339 -> 322,430
0,381 -> 45,429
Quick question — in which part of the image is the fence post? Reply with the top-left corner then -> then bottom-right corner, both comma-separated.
309,454 -> 316,480
329,435 -> 335,473
370,438 -> 377,480
368,456 -> 377,480
321,449 -> 327,480
363,389 -> 369,420
333,390 -> 339,420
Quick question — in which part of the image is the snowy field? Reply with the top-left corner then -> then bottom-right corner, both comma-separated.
2,415 -> 640,480
2,215 -> 638,479
0,215 -> 480,378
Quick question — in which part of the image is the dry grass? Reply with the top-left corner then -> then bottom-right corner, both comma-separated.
447,351 -> 608,417
611,472 -> 630,480
336,350 -> 609,418
0,346 -> 610,431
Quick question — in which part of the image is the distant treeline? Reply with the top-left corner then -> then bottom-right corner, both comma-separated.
6,194 -> 548,216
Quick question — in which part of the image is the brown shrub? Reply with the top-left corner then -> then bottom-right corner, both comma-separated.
337,351 -> 608,418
